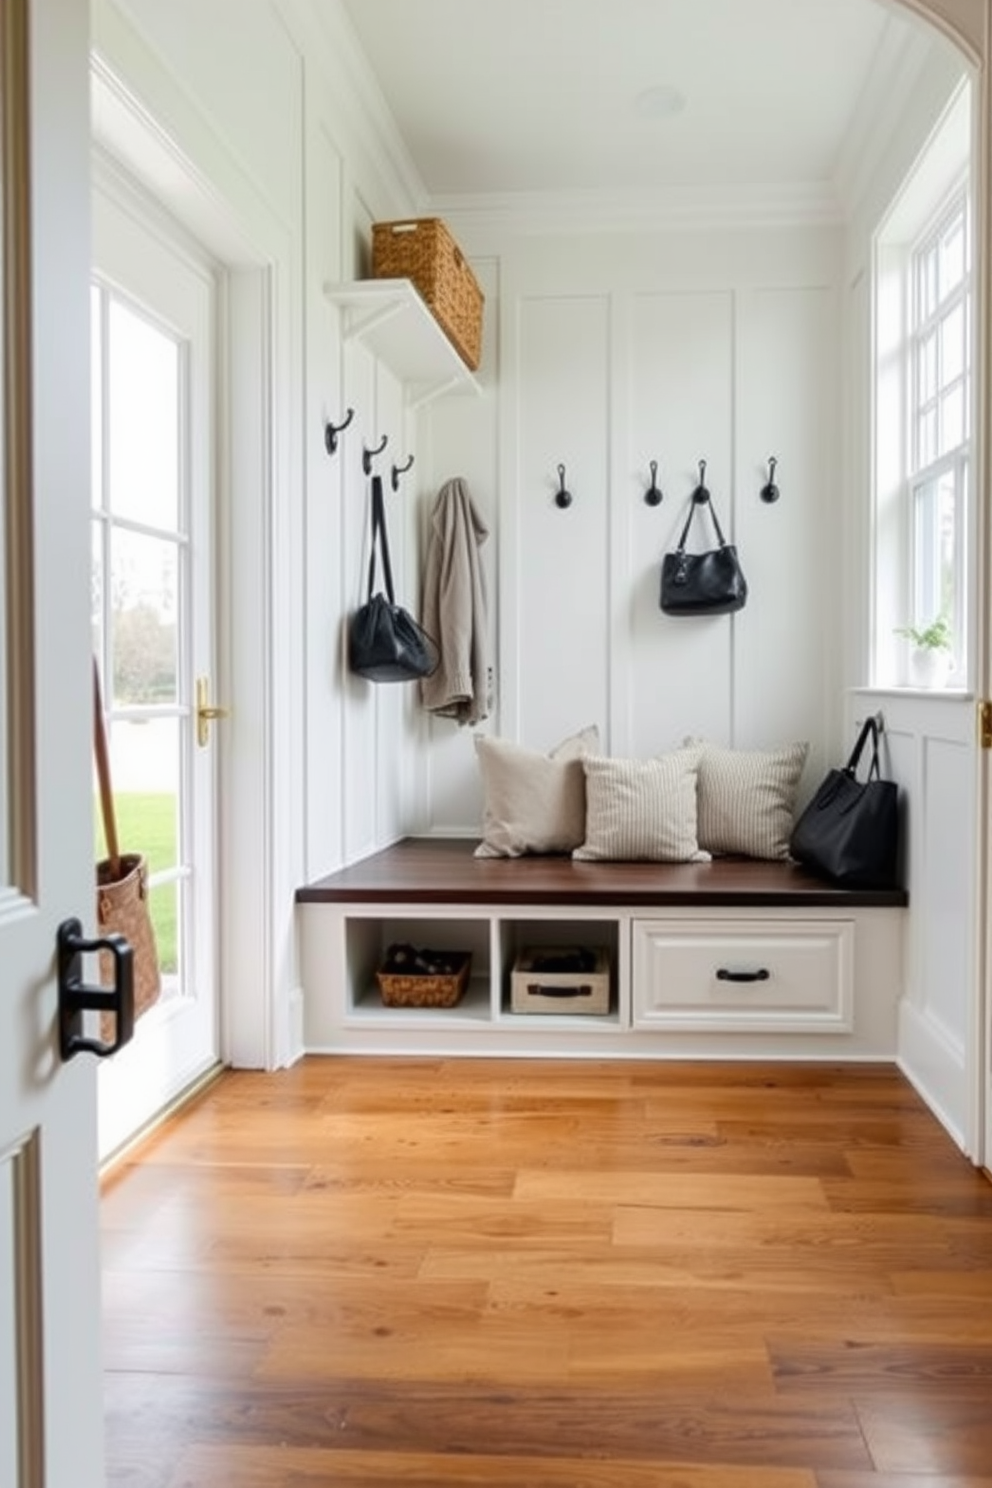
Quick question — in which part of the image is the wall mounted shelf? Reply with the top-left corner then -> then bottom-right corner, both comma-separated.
324,279 -> 482,409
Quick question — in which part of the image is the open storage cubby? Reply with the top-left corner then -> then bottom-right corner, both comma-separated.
344,912 -> 492,1023
496,917 -> 622,1026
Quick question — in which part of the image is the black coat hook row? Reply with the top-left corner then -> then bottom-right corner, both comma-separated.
362,433 -> 388,476
644,459 -> 663,506
555,463 -> 573,508
391,454 -> 414,492
760,455 -> 780,503
324,407 -> 354,456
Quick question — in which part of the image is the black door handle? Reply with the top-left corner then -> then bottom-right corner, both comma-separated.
57,916 -> 135,1060
716,967 -> 771,984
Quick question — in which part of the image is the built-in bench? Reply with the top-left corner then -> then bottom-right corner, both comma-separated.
296,835 -> 908,909
296,837 -> 908,1060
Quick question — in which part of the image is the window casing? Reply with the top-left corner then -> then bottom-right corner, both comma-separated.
905,190 -> 971,681
870,80 -> 973,691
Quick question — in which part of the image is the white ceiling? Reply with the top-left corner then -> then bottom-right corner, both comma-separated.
335,0 -> 956,213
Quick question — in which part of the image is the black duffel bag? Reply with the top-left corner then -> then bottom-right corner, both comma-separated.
348,474 -> 439,683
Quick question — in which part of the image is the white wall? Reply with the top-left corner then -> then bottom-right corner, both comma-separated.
422,224 -> 844,831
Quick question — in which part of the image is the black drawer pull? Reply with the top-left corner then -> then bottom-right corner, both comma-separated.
526,983 -> 593,998
716,967 -> 770,984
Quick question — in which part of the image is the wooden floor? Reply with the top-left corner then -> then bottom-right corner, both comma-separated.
100,1057 -> 992,1488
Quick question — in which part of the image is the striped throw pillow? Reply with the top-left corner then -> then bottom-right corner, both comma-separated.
573,749 -> 710,862
692,740 -> 809,860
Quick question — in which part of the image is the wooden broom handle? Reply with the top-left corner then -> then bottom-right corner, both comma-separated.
92,658 -> 120,877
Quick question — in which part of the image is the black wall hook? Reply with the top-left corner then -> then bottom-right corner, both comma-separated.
693,459 -> 710,502
555,463 -> 572,509
324,407 -> 354,456
760,456 -> 780,503
391,454 -> 415,492
644,460 -> 663,506
362,433 -> 388,475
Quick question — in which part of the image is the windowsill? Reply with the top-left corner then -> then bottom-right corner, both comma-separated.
851,684 -> 973,700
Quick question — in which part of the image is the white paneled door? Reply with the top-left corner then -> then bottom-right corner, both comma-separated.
0,0 -> 105,1483
91,170 -> 222,1160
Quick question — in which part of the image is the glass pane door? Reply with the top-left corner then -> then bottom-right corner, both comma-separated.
91,171 -> 220,1158
92,285 -> 188,1001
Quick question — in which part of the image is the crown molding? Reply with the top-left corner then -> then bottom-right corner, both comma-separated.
428,181 -> 844,245
832,15 -> 952,217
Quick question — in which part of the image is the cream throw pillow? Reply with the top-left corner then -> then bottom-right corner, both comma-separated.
474,725 -> 600,857
573,749 -> 709,862
692,739 -> 809,860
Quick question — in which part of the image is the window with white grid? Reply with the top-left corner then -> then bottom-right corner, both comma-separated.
907,191 -> 971,677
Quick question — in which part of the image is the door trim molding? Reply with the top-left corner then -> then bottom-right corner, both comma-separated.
2,1129 -> 43,1488
90,43 -> 303,1071
2,0 -> 36,902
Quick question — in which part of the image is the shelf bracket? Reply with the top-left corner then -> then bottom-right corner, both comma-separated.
338,299 -> 405,344
408,374 -> 463,412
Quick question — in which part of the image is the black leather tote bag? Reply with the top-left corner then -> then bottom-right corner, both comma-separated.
660,482 -> 747,616
789,716 -> 900,889
348,475 -> 439,683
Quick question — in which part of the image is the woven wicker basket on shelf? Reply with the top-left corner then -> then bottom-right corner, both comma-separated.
371,217 -> 484,371
376,949 -> 472,1008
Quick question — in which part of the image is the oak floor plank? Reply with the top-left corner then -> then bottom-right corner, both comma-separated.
819,1477 -> 992,1488
856,1397 -> 992,1474
101,1057 -> 992,1486
105,1374 -> 872,1470
768,1337 -> 992,1393
170,1443 -> 819,1488
513,1169 -> 832,1210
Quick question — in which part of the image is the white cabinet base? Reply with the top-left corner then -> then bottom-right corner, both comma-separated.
299,901 -> 904,1061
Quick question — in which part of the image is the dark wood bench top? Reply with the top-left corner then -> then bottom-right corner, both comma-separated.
296,837 -> 908,909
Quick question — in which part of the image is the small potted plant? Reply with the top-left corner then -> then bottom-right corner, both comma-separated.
896,613 -> 953,688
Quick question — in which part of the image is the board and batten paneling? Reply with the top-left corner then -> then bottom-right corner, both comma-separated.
303,121 -> 346,882
341,336 -> 382,865
421,258 -> 500,836
850,690 -> 977,1153
509,294 -> 611,751
733,286 -> 837,784
625,291 -> 734,756
418,225 -> 844,838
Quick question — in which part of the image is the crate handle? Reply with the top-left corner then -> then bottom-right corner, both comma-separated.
526,984 -> 593,998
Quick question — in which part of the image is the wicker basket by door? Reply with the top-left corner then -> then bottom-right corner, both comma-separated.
93,662 -> 161,1042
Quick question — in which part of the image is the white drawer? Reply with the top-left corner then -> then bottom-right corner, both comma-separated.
631,918 -> 854,1033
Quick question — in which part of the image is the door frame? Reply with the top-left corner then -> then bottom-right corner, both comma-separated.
91,159 -> 226,1155
89,43 -> 304,1073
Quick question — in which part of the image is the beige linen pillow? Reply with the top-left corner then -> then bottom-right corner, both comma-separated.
573,749 -> 709,862
474,725 -> 600,857
692,739 -> 809,860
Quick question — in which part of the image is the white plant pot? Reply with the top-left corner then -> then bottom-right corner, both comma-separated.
908,647 -> 951,689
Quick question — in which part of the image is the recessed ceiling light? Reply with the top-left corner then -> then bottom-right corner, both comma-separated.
633,84 -> 687,121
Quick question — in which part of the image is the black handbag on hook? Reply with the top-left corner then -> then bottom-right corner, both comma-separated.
348,475 -> 439,683
660,471 -> 747,617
